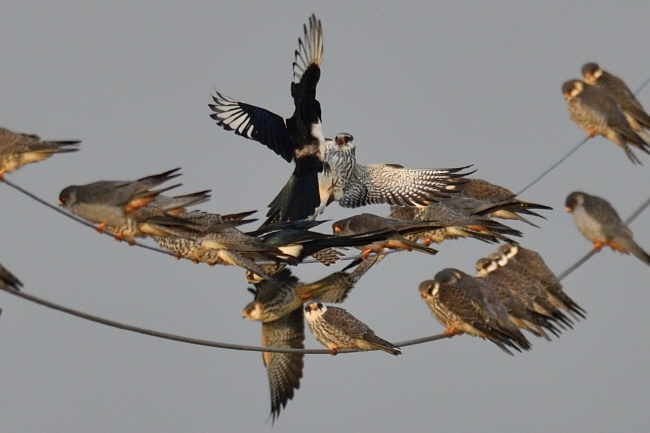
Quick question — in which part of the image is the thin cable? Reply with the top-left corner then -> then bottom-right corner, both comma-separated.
517,76 -> 650,196
3,77 -> 650,356
557,194 -> 650,281
0,286 -> 448,354
4,162 -> 650,355
1,178 -> 372,264
517,137 -> 588,196
2,179 -> 180,257
6,177 -> 648,356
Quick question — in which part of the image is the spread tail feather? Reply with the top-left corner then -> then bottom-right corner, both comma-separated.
267,172 -> 320,222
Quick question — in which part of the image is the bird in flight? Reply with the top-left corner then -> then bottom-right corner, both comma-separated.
210,14 -> 326,222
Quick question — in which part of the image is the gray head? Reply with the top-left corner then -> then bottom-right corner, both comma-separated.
434,268 -> 464,285
58,185 -> 78,209
565,191 -> 587,212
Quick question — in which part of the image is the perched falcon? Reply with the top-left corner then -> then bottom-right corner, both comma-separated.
158,223 -> 287,280
476,257 -> 561,340
243,262 -> 376,421
314,133 -> 471,215
240,264 -> 371,422
388,197 -> 523,245
0,126 -> 79,180
58,168 -> 186,242
151,210 -> 257,260
243,266 -> 363,324
497,244 -> 560,291
480,253 -> 574,329
0,262 -> 23,292
497,244 -> 586,320
304,302 -> 401,355
210,14 -> 325,222
582,62 -> 650,143
418,269 -> 531,355
449,178 -> 552,227
565,191 -> 650,266
101,189 -> 212,243
562,79 -> 650,164
332,213 -> 442,258
155,215 -> 396,277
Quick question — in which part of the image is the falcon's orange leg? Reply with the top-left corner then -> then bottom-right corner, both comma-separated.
360,248 -> 373,260
444,326 -> 458,336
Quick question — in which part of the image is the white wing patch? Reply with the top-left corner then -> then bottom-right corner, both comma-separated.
293,15 -> 324,84
210,93 -> 255,139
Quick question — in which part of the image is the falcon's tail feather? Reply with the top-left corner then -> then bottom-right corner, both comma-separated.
364,335 -> 401,356
156,190 -> 212,213
32,140 -> 80,153
0,265 -> 23,292
546,286 -> 587,320
617,238 -> 650,266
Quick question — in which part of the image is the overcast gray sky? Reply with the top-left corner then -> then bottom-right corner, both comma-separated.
2,2 -> 650,432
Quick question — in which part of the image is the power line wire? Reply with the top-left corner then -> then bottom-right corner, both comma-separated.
5,186 -> 650,355
2,77 -> 650,355
1,178 -> 370,265
2,178 -> 180,257
516,137 -> 588,196
0,286 -> 450,353
3,178 -> 649,355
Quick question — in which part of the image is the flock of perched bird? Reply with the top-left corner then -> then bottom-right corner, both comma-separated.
2,13 -> 650,423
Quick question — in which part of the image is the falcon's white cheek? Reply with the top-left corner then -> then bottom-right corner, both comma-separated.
247,304 -> 263,321
570,86 -> 582,98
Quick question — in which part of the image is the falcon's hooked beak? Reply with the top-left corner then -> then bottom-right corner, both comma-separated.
565,205 -> 573,212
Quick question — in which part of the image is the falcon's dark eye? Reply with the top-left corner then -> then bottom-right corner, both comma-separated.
317,302 -> 323,309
